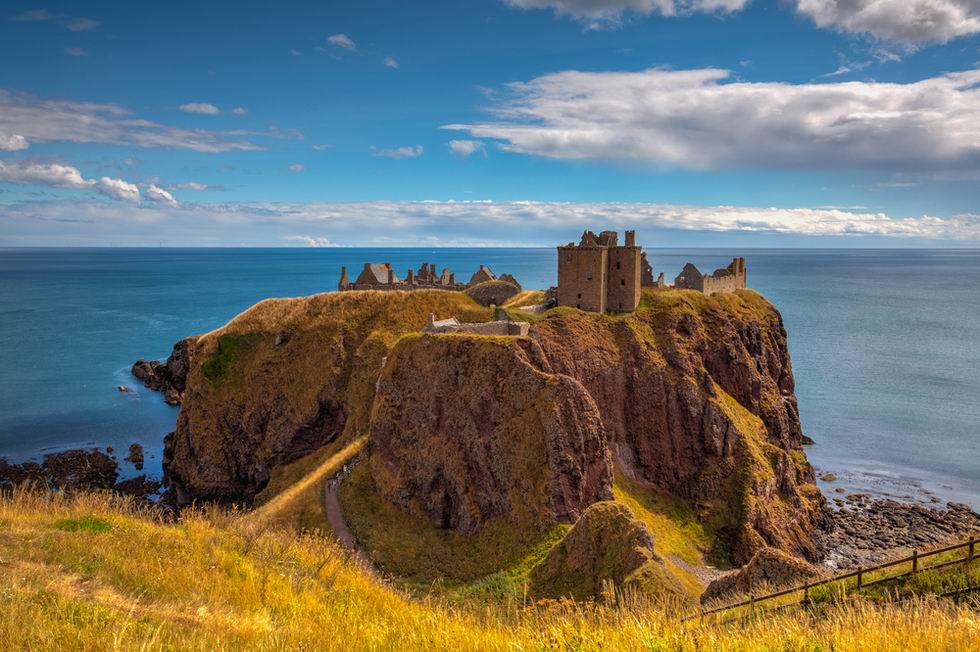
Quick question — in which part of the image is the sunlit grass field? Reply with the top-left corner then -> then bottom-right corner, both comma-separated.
1,489 -> 977,651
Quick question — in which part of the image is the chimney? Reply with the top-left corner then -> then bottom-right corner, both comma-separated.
407,268 -> 415,284
387,267 -> 395,285
625,230 -> 636,247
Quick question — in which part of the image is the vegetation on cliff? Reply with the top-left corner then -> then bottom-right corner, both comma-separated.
160,287 -> 830,605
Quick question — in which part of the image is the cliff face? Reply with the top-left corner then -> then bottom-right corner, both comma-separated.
530,294 -> 825,563
164,291 -> 494,502
369,334 -> 612,533
161,287 -> 824,568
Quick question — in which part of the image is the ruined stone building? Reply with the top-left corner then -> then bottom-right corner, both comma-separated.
422,311 -> 530,337
674,257 -> 747,295
640,252 -> 665,289
557,230 -> 644,313
340,262 -> 474,292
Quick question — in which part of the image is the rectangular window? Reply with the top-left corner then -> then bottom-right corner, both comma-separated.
616,262 -> 621,270
577,293 -> 582,299
621,279 -> 625,286
586,272 -> 592,280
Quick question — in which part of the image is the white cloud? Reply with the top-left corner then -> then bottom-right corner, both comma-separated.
370,145 -> 424,158
176,181 -> 209,191
502,0 -> 748,27
96,177 -> 140,202
383,56 -> 399,69
3,199 -> 979,245
288,163 -> 305,173
794,0 -> 980,45
145,184 -> 178,206
445,66 -> 980,171
312,143 -> 331,151
231,107 -> 248,115
448,139 -> 487,157
65,48 -> 87,57
327,33 -> 357,51
0,91 -> 260,152
290,49 -> 302,56
0,133 -> 28,151
285,235 -> 339,247
179,102 -> 220,115
0,160 -> 140,202
66,17 -> 100,31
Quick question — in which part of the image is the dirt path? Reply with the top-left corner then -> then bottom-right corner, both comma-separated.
323,459 -> 376,576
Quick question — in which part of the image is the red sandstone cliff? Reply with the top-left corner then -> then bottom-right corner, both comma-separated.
160,288 -> 825,569
369,334 -> 612,533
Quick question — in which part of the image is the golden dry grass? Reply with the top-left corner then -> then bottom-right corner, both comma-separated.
1,489 -> 977,651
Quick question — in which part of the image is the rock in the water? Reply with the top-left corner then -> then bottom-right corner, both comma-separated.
701,546 -> 824,605
530,501 -> 687,602
464,279 -> 521,307
0,449 -> 119,492
370,334 -> 612,533
132,337 -> 196,405
125,443 -> 145,471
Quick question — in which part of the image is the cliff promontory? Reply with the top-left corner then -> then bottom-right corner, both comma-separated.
159,287 -> 826,589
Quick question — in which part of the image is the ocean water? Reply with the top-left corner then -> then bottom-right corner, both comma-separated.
1,248 -> 978,508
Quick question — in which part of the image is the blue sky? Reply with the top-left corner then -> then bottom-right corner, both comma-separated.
2,0 -> 980,246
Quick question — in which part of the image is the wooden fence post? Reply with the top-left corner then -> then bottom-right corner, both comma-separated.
856,568 -> 862,589
970,538 -> 975,562
912,549 -> 918,573
802,582 -> 809,607
750,594 -> 755,616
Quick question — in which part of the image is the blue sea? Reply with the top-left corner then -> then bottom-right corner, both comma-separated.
1,248 -> 978,509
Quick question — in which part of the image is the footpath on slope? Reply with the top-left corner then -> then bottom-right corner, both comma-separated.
324,457 -> 377,576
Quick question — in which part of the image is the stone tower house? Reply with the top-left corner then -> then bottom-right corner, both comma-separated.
557,230 -> 642,312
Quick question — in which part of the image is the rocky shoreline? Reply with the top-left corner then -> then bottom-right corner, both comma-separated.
818,495 -> 980,570
0,448 -> 163,502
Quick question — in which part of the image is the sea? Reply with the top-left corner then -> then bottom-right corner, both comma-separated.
1,248 -> 978,509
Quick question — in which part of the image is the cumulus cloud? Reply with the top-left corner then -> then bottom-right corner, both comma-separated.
794,0 -> 980,45
65,48 -> 87,57
0,90 -> 260,152
312,143 -> 331,151
327,33 -> 357,51
445,66 -> 980,171
3,199 -> 979,246
0,133 -> 28,151
383,56 -> 399,69
95,177 -> 140,202
284,235 -> 339,247
370,145 -> 424,158
288,163 -> 305,173
179,102 -> 220,115
145,184 -> 178,206
15,10 -> 99,31
231,107 -> 248,115
0,160 -> 140,202
448,139 -> 487,157
502,0 -> 748,27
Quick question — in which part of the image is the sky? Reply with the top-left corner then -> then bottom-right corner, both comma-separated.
1,0 -> 980,247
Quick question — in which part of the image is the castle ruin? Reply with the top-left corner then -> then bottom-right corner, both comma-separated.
673,258 -> 746,295
557,230 -> 644,313
422,310 -> 530,337
338,262 -> 517,293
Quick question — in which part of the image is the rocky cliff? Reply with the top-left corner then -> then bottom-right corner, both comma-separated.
158,287 -> 825,571
369,334 -> 612,533
530,293 -> 826,564
163,291 -> 493,502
